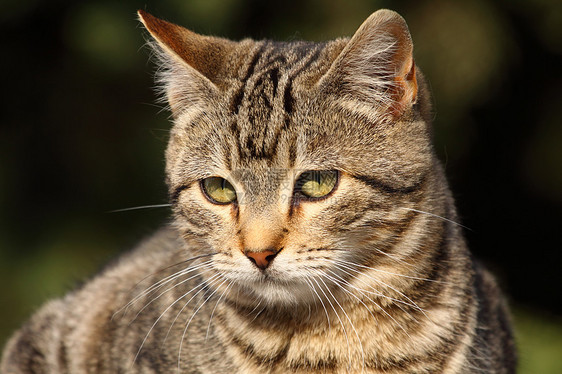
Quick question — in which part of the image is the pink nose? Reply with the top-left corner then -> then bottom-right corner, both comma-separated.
245,250 -> 277,270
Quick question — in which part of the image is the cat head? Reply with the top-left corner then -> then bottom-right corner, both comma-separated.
139,10 -> 439,307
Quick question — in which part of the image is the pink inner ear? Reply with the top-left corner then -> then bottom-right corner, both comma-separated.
391,57 -> 418,118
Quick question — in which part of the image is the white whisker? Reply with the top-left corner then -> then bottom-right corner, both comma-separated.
303,275 -> 331,329
205,280 -> 234,341
108,204 -> 172,213
370,244 -> 415,267
130,272 -> 219,368
129,265 -> 214,324
325,268 -> 413,339
178,275 -> 227,372
401,207 -> 472,231
334,257 -> 448,284
324,259 -> 424,311
115,257 -> 215,319
317,276 -> 365,372
311,277 -> 352,370
164,273 -> 223,344
332,259 -> 432,322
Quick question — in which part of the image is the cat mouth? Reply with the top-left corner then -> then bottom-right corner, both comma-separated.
251,269 -> 281,282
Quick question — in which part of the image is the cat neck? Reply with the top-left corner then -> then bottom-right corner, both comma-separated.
211,279 -> 474,373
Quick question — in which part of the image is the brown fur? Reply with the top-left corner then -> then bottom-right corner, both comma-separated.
1,9 -> 516,373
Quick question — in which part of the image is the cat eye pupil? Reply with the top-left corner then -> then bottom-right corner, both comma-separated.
296,170 -> 338,200
201,177 -> 237,204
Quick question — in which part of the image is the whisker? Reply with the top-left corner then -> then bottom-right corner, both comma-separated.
107,203 -> 172,213
129,265 -> 215,324
318,277 -> 365,371
322,269 -> 381,321
119,260 -> 214,319
245,298 -> 264,319
114,254 -> 217,319
401,207 -> 472,231
178,275 -> 227,372
322,259 -> 423,310
130,272 -> 219,368
249,302 -> 268,324
333,257 -> 448,284
205,280 -> 234,341
370,245 -> 415,267
303,275 -> 331,329
161,273 -> 223,343
311,277 -> 352,369
324,269 -> 413,339
332,259 -> 432,322
133,260 -> 213,300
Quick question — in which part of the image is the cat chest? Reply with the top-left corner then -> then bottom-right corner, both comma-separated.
211,305 -> 456,373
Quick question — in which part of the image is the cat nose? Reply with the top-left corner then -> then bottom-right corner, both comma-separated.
245,250 -> 278,270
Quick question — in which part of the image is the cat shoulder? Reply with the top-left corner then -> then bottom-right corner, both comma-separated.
1,226 -> 182,373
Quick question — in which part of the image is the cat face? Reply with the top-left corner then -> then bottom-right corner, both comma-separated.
140,10 -> 435,306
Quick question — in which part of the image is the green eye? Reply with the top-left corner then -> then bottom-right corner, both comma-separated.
201,177 -> 237,204
296,170 -> 338,199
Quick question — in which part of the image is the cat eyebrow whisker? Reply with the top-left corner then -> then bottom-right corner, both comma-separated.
107,204 -> 172,213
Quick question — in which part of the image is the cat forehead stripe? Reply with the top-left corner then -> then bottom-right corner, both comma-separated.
229,42 -> 325,160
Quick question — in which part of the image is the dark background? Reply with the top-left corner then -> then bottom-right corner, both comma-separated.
1,0 -> 561,371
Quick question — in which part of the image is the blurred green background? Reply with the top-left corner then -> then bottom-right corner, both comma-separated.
1,0 -> 561,372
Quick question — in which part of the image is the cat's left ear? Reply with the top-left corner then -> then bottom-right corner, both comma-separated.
320,9 -> 418,119
138,10 -> 234,115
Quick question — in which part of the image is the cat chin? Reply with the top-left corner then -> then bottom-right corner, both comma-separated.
231,277 -> 321,307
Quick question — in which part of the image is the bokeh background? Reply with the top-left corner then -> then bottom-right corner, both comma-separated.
1,0 -> 561,372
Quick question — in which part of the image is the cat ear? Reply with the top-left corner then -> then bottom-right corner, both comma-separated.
138,10 -> 233,114
322,9 -> 418,119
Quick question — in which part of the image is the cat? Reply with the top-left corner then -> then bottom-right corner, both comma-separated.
1,9 -> 517,373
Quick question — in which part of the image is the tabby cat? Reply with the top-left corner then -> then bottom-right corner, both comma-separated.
1,9 -> 517,373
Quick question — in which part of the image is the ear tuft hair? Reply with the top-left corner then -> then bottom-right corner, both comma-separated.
137,10 -> 234,116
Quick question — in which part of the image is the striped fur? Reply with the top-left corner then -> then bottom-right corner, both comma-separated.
1,9 -> 516,373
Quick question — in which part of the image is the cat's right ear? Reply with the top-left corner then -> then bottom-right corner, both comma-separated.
319,9 -> 418,121
138,10 -> 233,115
